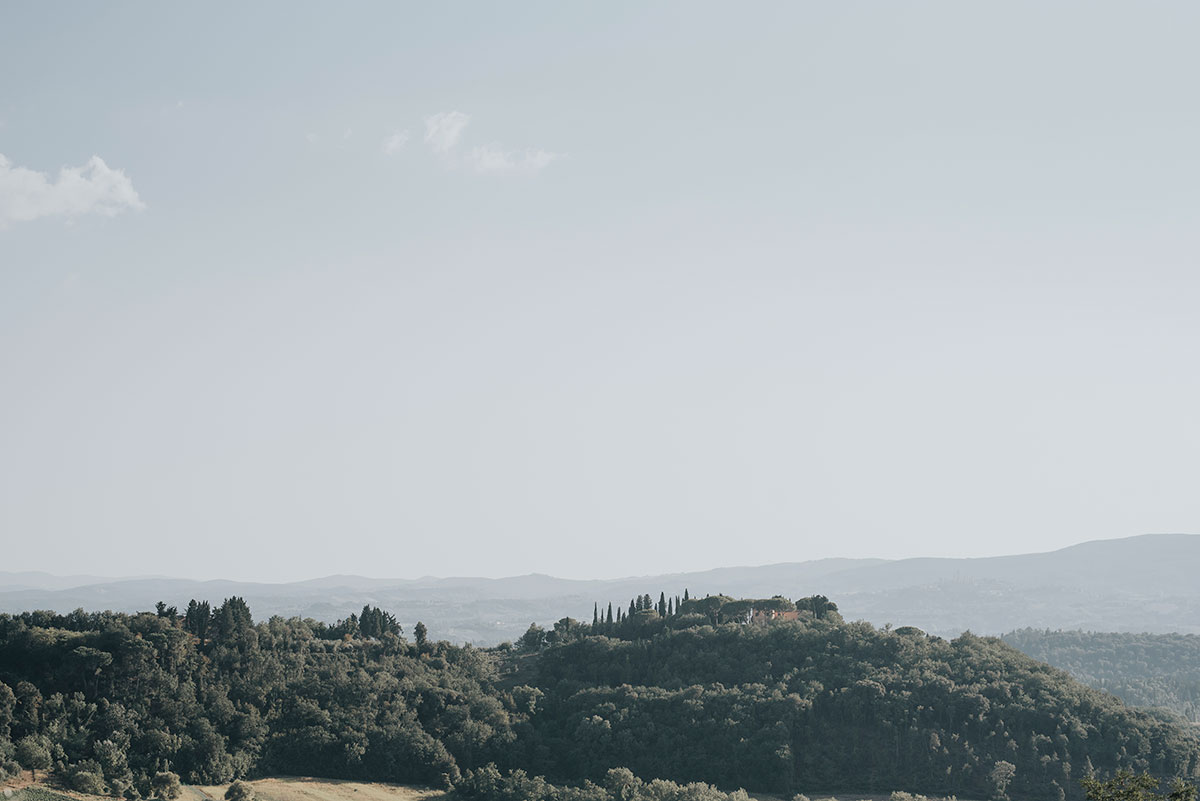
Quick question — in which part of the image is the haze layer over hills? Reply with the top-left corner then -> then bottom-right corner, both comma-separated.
2,533 -> 1195,645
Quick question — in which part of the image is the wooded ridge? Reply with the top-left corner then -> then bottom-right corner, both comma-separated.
1,594 -> 1196,801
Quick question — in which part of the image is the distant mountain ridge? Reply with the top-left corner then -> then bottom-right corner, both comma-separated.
3,533 -> 1197,644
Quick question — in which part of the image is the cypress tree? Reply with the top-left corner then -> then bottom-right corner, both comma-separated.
629,599 -> 636,618
606,602 -> 613,626
667,597 -> 673,616
658,592 -> 667,616
184,599 -> 212,638
593,603 -> 599,627
683,588 -> 690,603
361,605 -> 378,638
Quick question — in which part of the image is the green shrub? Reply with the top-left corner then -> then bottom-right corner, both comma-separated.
71,770 -> 108,795
150,772 -> 181,801
225,782 -> 253,801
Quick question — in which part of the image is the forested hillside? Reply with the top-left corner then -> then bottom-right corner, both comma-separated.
1003,630 -> 1200,723
0,597 -> 1197,801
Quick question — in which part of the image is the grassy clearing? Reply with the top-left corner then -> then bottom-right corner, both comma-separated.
4,777 -> 978,801
0,778 -> 443,801
189,777 -> 446,801
5,789 -> 78,801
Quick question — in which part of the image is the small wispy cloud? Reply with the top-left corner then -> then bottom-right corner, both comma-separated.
424,111 -> 470,155
422,110 -> 563,175
0,153 -> 144,227
382,130 -> 410,156
465,144 -> 563,174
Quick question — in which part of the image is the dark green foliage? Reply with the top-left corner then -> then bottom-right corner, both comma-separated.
183,600 -> 211,639
528,619 -> 1200,800
0,605 -> 519,795
325,606 -> 401,640
0,680 -> 15,739
676,595 -> 733,623
151,771 -> 182,800
1081,769 -> 1198,801
414,621 -> 429,649
225,780 -> 254,801
1004,630 -> 1200,722
550,619 -> 584,646
1,759 -> 20,782
797,595 -> 838,619
518,624 -> 547,653
2,598 -> 1199,801
455,763 -> 753,801
16,735 -> 51,779
70,767 -> 108,795
213,597 -> 254,642
992,761 -> 1017,801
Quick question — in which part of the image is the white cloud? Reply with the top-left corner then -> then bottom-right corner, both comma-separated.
420,110 -> 563,175
382,130 -> 410,156
0,153 -> 145,227
465,144 -> 564,174
424,111 -> 470,155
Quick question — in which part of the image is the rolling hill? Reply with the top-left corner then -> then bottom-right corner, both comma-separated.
3,533 -> 1197,644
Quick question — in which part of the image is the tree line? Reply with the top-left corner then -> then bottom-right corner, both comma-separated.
517,593 -> 839,652
1,596 -> 1198,801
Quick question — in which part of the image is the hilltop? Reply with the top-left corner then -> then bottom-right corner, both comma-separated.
4,534 -> 1200,644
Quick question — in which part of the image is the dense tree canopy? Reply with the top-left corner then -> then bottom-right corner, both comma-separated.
525,619 -> 1200,799
0,607 -> 515,795
1081,769 -> 1198,801
1004,630 -> 1200,723
0,598 -> 1197,801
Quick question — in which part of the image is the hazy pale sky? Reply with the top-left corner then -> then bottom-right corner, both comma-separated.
3,2 -> 1200,582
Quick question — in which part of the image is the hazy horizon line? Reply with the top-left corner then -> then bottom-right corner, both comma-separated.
1,531 -> 1192,589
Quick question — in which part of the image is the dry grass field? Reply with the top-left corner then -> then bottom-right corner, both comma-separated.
4,775 -> 975,801
0,779 -> 444,801
187,778 -> 446,801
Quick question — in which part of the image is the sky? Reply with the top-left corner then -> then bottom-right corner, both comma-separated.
2,2 -> 1200,583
